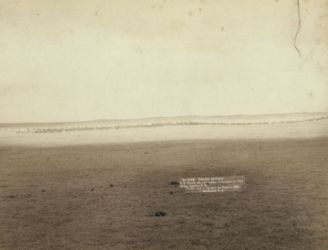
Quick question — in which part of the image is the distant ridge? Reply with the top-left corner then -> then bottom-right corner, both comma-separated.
0,112 -> 328,135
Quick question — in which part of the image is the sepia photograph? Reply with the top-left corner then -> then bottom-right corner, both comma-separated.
0,0 -> 327,249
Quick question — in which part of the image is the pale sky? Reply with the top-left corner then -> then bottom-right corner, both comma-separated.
0,0 -> 327,123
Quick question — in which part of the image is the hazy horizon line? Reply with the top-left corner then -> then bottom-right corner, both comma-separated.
1,111 -> 328,127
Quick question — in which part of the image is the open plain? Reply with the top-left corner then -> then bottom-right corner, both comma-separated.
1,136 -> 327,249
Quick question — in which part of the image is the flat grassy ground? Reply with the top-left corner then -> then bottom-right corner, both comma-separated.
0,138 -> 327,249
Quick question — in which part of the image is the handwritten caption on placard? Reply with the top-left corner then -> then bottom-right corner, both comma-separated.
179,176 -> 245,193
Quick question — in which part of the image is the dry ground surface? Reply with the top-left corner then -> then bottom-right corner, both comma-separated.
0,138 -> 327,249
